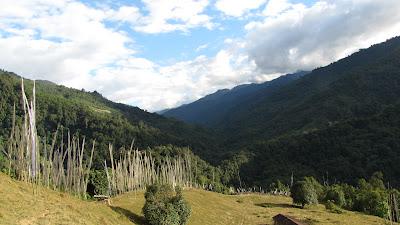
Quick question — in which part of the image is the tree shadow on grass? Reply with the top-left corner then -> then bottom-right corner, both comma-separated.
110,206 -> 146,225
255,202 -> 302,209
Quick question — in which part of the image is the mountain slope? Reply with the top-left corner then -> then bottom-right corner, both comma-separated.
241,104 -> 400,187
218,36 -> 400,148
163,36 -> 400,187
0,71 -> 223,166
163,71 -> 308,126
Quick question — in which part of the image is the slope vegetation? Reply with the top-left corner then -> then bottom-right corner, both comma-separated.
0,172 -> 389,225
221,36 -> 400,148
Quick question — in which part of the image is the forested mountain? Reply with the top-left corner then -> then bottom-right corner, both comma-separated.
162,71 -> 308,126
242,104 -> 400,187
0,71 -> 223,167
164,36 -> 400,187
219,36 -> 400,149
166,37 -> 400,150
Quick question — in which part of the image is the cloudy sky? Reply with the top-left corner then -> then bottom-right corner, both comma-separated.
1,0 -> 400,111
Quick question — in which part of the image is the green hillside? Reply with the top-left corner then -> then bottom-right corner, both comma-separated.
242,104 -> 400,186
162,71 -> 308,126
0,172 -> 390,225
221,36 -> 400,149
0,71 -> 223,167
160,37 -> 400,188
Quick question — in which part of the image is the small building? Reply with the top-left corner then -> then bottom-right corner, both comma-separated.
272,214 -> 304,225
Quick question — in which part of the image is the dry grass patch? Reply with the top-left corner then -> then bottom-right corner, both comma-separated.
0,173 -> 131,225
112,189 -> 392,225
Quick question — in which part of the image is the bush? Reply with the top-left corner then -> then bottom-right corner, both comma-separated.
291,180 -> 318,208
87,170 -> 109,196
340,183 -> 357,210
324,185 -> 345,207
304,176 -> 324,201
143,184 -> 191,225
269,179 -> 289,192
325,200 -> 343,214
355,188 -> 389,218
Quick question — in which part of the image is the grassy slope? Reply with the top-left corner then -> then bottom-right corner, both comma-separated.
0,172 -> 390,225
112,189 -> 388,225
0,173 -> 131,225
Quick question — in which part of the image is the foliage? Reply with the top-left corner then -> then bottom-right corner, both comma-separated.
325,200 -> 343,214
353,176 -> 389,218
143,184 -> 191,225
324,185 -> 345,207
88,170 -> 109,196
291,180 -> 318,208
339,183 -> 357,210
319,173 -> 391,218
304,177 -> 324,201
242,104 -> 400,187
269,180 -> 289,192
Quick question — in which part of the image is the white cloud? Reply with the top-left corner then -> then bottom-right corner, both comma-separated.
263,0 -> 294,16
109,6 -> 141,24
195,44 -> 208,52
0,0 -> 263,112
132,0 -> 214,33
0,0 -> 132,83
245,0 -> 400,74
71,47 -> 264,111
215,0 -> 267,17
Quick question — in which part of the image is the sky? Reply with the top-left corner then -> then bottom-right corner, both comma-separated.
0,0 -> 400,112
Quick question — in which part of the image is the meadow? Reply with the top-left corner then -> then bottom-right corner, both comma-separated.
0,172 -> 390,225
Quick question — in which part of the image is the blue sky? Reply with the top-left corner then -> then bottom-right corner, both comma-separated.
0,0 -> 399,111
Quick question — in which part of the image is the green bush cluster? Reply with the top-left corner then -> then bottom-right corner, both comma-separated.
325,200 -> 343,214
143,184 -> 191,225
87,170 -> 109,196
324,185 -> 345,207
291,172 -> 391,218
291,179 -> 318,208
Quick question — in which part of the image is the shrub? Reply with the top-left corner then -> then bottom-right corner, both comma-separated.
291,180 -> 318,208
340,183 -> 357,210
324,185 -> 345,207
304,176 -> 324,201
269,179 -> 289,192
143,184 -> 191,225
355,188 -> 389,218
87,170 -> 109,196
325,200 -> 343,214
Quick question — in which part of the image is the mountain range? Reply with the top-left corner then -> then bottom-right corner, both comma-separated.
163,36 -> 400,186
1,36 -> 400,187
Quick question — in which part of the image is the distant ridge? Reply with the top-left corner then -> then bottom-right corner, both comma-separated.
162,71 -> 309,126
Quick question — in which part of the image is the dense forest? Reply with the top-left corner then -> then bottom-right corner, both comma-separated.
165,36 -> 400,188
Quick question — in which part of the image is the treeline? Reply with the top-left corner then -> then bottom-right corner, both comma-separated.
290,172 -> 399,221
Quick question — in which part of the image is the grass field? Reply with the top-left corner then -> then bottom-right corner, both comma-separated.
0,172 -> 393,225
